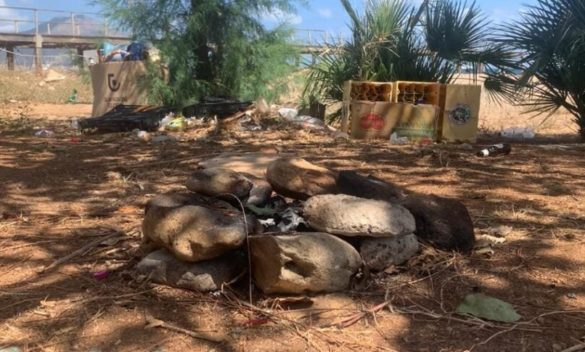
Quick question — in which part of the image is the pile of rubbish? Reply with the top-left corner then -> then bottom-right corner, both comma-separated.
97,41 -> 160,63
135,153 -> 477,295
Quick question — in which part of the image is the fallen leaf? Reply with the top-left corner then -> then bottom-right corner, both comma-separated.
456,293 -> 521,323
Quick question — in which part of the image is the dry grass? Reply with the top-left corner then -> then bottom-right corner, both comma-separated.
454,74 -> 577,136
0,68 -> 92,105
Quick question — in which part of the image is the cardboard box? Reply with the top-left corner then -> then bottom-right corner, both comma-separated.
350,101 -> 437,140
438,84 -> 481,143
90,61 -> 149,117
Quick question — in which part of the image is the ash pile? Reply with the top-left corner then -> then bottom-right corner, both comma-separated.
136,153 -> 475,295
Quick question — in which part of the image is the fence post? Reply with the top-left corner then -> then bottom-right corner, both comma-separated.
34,34 -> 43,75
6,45 -> 14,70
13,20 -> 18,33
47,23 -> 51,35
104,18 -> 108,36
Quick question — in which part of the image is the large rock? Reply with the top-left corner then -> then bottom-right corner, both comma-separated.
304,194 -> 416,237
266,158 -> 338,200
186,168 -> 252,198
136,249 -> 245,292
142,193 -> 257,262
360,234 -> 419,271
337,171 -> 406,202
250,233 -> 361,294
399,194 -> 475,252
242,173 -> 273,206
199,152 -> 284,179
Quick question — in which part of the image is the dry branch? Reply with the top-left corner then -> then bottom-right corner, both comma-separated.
145,314 -> 225,343
38,232 -> 121,274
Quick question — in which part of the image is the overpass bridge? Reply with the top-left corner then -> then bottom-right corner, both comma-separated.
0,5 -> 339,72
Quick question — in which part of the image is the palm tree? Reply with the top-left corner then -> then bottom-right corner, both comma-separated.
495,0 -> 585,140
304,0 -> 514,119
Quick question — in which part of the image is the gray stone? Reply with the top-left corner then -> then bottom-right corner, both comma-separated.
142,193 -> 256,262
360,234 -> 419,271
304,194 -> 416,237
186,168 -> 252,198
266,157 -> 338,200
242,173 -> 273,206
337,171 -> 406,202
399,194 -> 475,252
136,249 -> 244,292
250,233 -> 361,294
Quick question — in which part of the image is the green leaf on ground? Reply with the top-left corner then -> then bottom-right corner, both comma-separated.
456,293 -> 521,323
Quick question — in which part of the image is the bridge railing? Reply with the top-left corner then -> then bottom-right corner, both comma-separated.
292,28 -> 347,46
0,5 -> 116,37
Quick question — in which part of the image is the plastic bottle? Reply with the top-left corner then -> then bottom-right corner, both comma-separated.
476,143 -> 512,157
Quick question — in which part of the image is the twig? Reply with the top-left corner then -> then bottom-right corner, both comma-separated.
562,343 -> 585,352
219,193 -> 252,305
145,314 -> 225,343
38,232 -> 121,274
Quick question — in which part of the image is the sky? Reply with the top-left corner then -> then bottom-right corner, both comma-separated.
0,0 -> 535,38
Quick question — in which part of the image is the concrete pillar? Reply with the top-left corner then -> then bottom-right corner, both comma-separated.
34,34 -> 43,76
6,46 -> 14,71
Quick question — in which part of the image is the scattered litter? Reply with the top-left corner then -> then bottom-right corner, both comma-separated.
136,130 -> 152,142
456,293 -> 521,323
0,347 -> 22,352
8,99 -> 18,103
256,97 -> 270,115
34,129 -> 54,137
247,204 -> 278,217
258,218 -> 276,227
487,225 -> 513,237
43,69 -> 66,83
476,143 -> 512,157
333,131 -> 350,142
475,235 -> 507,250
70,137 -> 81,144
78,105 -> 173,133
277,208 -> 307,232
93,270 -> 110,281
278,107 -> 298,120
67,89 -> 78,104
152,135 -> 177,143
390,132 -> 409,145
567,293 -> 577,300
501,127 -> 535,139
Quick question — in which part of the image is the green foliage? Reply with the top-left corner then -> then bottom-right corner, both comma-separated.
304,0 -> 513,117
493,0 -> 585,139
96,0 -> 300,107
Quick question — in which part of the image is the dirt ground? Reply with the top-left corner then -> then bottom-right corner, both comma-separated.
0,102 -> 584,352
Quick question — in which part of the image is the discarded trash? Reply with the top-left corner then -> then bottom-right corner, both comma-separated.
70,119 -> 79,130
93,270 -> 110,281
34,129 -> 54,137
277,208 -> 307,232
70,137 -> 81,144
278,107 -> 299,120
247,204 -> 278,217
475,234 -> 507,251
78,105 -> 173,133
567,293 -> 577,300
390,132 -> 409,145
333,131 -> 350,142
487,225 -> 513,237
67,89 -> 78,104
166,117 -> 187,131
456,293 -> 521,323
256,97 -> 270,115
501,127 -> 535,139
476,143 -> 512,157
136,130 -> 152,142
0,347 -> 22,352
152,135 -> 177,143
43,69 -> 66,83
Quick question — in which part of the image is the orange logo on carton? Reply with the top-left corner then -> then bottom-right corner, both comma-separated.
360,113 -> 384,130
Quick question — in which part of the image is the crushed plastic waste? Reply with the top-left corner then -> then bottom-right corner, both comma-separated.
501,127 -> 535,139
34,129 -> 54,137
